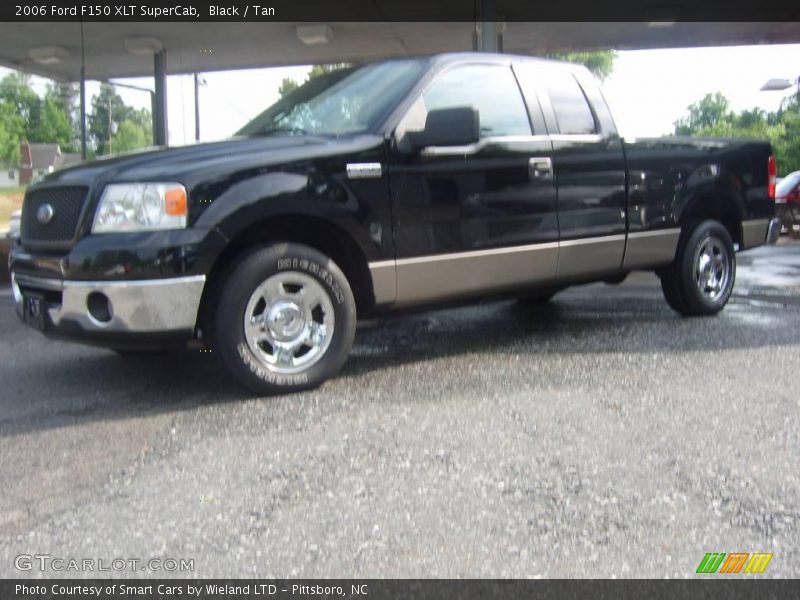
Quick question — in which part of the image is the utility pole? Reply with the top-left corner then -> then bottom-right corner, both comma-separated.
194,73 -> 200,142
79,67 -> 86,160
193,73 -> 206,142
107,94 -> 112,155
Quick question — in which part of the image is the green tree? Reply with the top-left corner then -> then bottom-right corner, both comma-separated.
778,91 -> 800,116
111,119 -> 149,153
0,72 -> 42,141
736,107 -> 767,129
0,73 -> 77,156
546,50 -> 617,81
306,63 -> 349,80
31,96 -> 74,149
0,100 -> 24,163
278,77 -> 299,99
673,91 -> 800,175
278,63 -> 351,99
47,81 -> 78,120
127,107 -> 153,143
45,81 -> 79,148
674,92 -> 732,135
89,84 -> 135,155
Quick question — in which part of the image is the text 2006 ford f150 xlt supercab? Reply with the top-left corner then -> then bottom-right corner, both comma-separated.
10,54 -> 780,393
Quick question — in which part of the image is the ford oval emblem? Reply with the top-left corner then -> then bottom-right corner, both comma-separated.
36,204 -> 54,225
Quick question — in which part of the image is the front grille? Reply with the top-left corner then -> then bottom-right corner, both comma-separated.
21,186 -> 88,246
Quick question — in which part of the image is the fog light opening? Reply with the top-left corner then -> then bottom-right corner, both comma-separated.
87,292 -> 113,323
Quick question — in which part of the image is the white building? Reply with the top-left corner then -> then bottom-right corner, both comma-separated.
0,163 -> 18,187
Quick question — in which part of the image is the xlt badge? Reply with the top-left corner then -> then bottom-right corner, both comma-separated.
346,163 -> 382,179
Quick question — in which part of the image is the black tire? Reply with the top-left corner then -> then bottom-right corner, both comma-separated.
211,242 -> 356,395
659,274 -> 689,314
659,220 -> 736,317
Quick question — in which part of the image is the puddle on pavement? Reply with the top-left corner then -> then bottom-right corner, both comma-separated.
724,303 -> 783,327
737,265 -> 800,288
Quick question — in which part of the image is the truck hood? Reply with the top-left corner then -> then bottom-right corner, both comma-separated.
36,134 -> 386,188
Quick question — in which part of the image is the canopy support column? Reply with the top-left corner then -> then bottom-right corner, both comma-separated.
478,0 -> 497,52
153,49 -> 168,146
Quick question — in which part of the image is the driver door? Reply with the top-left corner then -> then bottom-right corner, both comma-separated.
387,62 -> 559,306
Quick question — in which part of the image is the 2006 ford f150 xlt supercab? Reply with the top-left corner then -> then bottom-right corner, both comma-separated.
9,53 -> 780,393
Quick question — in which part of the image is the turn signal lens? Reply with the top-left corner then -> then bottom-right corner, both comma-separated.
768,155 -> 777,199
165,187 -> 187,216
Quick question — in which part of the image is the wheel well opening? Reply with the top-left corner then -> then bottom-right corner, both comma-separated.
680,193 -> 743,248
200,216 -> 375,329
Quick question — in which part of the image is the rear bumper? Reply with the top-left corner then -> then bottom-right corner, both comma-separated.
742,218 -> 780,249
766,218 -> 781,245
11,272 -> 205,341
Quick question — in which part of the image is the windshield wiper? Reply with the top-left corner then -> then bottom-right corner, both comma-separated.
260,125 -> 310,136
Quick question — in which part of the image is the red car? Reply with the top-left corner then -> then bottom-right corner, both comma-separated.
776,171 -> 800,236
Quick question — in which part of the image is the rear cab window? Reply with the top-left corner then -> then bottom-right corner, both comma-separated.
543,69 -> 598,135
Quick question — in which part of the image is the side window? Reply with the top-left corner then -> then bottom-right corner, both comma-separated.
545,70 -> 597,135
422,65 -> 531,138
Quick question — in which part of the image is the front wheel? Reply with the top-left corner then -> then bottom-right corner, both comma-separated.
659,220 -> 736,316
211,243 -> 356,395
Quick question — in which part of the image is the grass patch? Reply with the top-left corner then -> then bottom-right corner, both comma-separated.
0,186 -> 25,230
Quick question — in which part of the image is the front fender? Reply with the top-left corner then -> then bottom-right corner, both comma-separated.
194,169 -> 383,262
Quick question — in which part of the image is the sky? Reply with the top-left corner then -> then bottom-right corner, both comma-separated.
602,44 -> 800,137
2,43 -> 799,144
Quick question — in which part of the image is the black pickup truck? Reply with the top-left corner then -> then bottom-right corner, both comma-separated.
10,53 -> 780,393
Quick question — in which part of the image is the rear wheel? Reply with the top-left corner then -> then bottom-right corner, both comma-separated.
659,220 -> 735,316
211,242 -> 356,395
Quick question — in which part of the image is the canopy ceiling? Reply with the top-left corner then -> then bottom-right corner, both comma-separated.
1,21 -> 798,82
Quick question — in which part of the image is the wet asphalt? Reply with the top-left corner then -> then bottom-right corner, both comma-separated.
0,241 -> 798,578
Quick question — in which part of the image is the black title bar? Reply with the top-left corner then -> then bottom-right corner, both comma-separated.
2,0 -> 800,22
3,580 -> 800,600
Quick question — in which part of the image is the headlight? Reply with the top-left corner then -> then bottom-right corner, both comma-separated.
92,183 -> 188,233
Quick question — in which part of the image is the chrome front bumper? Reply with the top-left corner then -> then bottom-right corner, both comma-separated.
11,273 -> 205,333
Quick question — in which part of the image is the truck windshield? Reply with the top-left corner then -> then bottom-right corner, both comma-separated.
236,59 -> 428,137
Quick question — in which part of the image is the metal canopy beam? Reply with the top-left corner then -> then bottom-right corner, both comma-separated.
0,19 -> 794,153
1,22 -> 798,82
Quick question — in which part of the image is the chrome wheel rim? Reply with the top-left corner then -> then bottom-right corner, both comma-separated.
694,235 -> 731,302
243,271 -> 335,375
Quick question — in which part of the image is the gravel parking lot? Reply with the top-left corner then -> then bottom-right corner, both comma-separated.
1,244 -> 799,578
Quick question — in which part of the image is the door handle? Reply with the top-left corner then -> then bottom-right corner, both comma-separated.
529,157 -> 553,181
